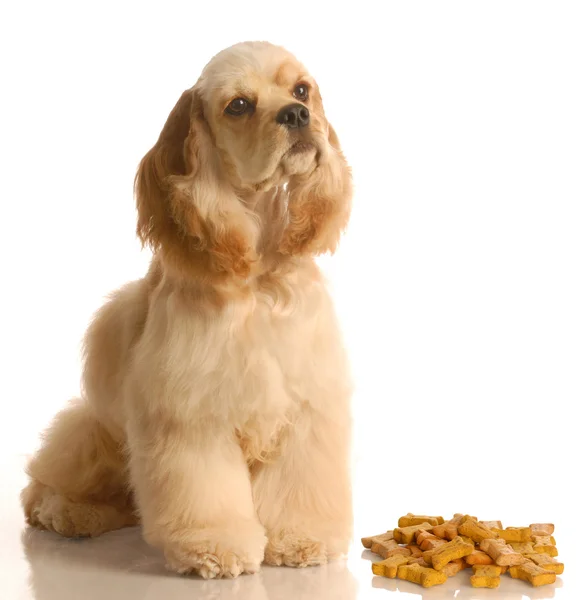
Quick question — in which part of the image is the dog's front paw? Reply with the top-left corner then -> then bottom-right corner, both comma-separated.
264,529 -> 328,567
163,521 -> 267,579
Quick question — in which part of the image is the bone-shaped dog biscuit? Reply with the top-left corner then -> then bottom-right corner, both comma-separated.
432,513 -> 466,540
405,544 -> 423,558
470,565 -> 502,588
407,556 -> 432,568
479,520 -> 502,530
426,536 -> 474,571
416,530 -> 446,551
393,522 -> 433,544
532,535 -> 558,557
525,553 -> 564,574
371,554 -> 410,578
492,526 -> 531,542
441,558 -> 465,577
361,531 -> 393,549
465,550 -> 494,565
397,563 -> 447,587
397,513 -> 444,527
509,561 -> 556,587
480,538 -> 527,566
458,517 -> 498,543
509,541 -> 535,554
530,523 -> 554,536
370,537 -> 399,558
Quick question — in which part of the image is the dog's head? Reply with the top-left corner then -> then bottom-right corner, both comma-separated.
198,41 -> 331,186
136,41 -> 351,280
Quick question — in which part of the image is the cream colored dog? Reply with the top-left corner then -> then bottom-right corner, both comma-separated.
21,41 -> 353,579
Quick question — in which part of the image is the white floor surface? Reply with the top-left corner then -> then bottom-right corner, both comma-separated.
2,455 -> 572,600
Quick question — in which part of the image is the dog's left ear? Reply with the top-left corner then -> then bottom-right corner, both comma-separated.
279,122 -> 352,256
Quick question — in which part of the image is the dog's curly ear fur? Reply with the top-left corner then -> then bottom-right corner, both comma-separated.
135,89 -> 258,278
279,122 -> 352,256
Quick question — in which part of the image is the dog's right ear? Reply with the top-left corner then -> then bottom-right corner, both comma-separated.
135,89 -> 205,257
135,88 -> 258,279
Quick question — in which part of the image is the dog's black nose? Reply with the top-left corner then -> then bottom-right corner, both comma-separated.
276,103 -> 310,129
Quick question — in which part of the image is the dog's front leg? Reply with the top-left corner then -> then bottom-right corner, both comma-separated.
126,409 -> 266,579
252,406 -> 353,567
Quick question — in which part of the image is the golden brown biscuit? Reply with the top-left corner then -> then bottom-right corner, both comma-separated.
441,558 -> 465,577
532,534 -> 556,545
371,554 -> 410,578
397,563 -> 447,587
407,556 -> 432,568
423,538 -> 447,551
509,561 -> 556,587
492,526 -> 531,542
465,550 -> 494,565
416,530 -> 445,551
386,546 -> 412,559
398,513 -> 445,527
426,536 -> 474,570
393,522 -> 433,544
525,553 -> 564,574
459,518 -> 498,543
509,541 -> 535,554
370,537 -> 399,558
405,544 -> 423,558
530,523 -> 554,536
532,535 -> 558,557
479,520 -> 502,530
470,565 -> 502,588
361,531 -> 393,549
432,514 -> 466,540
480,538 -> 527,566
474,565 -> 502,576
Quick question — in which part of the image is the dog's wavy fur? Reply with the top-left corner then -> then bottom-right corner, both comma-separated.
21,41 -> 353,579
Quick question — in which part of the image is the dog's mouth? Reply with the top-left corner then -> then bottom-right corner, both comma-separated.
270,137 -> 320,179
288,141 -> 316,154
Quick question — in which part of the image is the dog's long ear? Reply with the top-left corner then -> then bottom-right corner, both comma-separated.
135,89 -> 258,278
279,121 -> 352,256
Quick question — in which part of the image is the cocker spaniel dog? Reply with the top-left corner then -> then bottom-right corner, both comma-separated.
21,41 -> 353,579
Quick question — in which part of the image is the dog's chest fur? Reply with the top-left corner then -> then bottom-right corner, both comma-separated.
189,263 -> 349,460
124,260 -> 350,463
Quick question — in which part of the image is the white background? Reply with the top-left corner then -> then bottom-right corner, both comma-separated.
1,1 -> 581,598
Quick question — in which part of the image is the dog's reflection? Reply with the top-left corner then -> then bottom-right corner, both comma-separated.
261,560 -> 358,600
21,526 -> 358,600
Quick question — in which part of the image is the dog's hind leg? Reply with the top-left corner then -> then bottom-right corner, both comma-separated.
21,398 -> 137,537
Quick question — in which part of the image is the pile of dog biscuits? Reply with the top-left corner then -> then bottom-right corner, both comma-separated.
362,513 -> 563,589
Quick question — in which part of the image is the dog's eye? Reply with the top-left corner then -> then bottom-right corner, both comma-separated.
293,84 -> 309,101
225,98 -> 250,116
